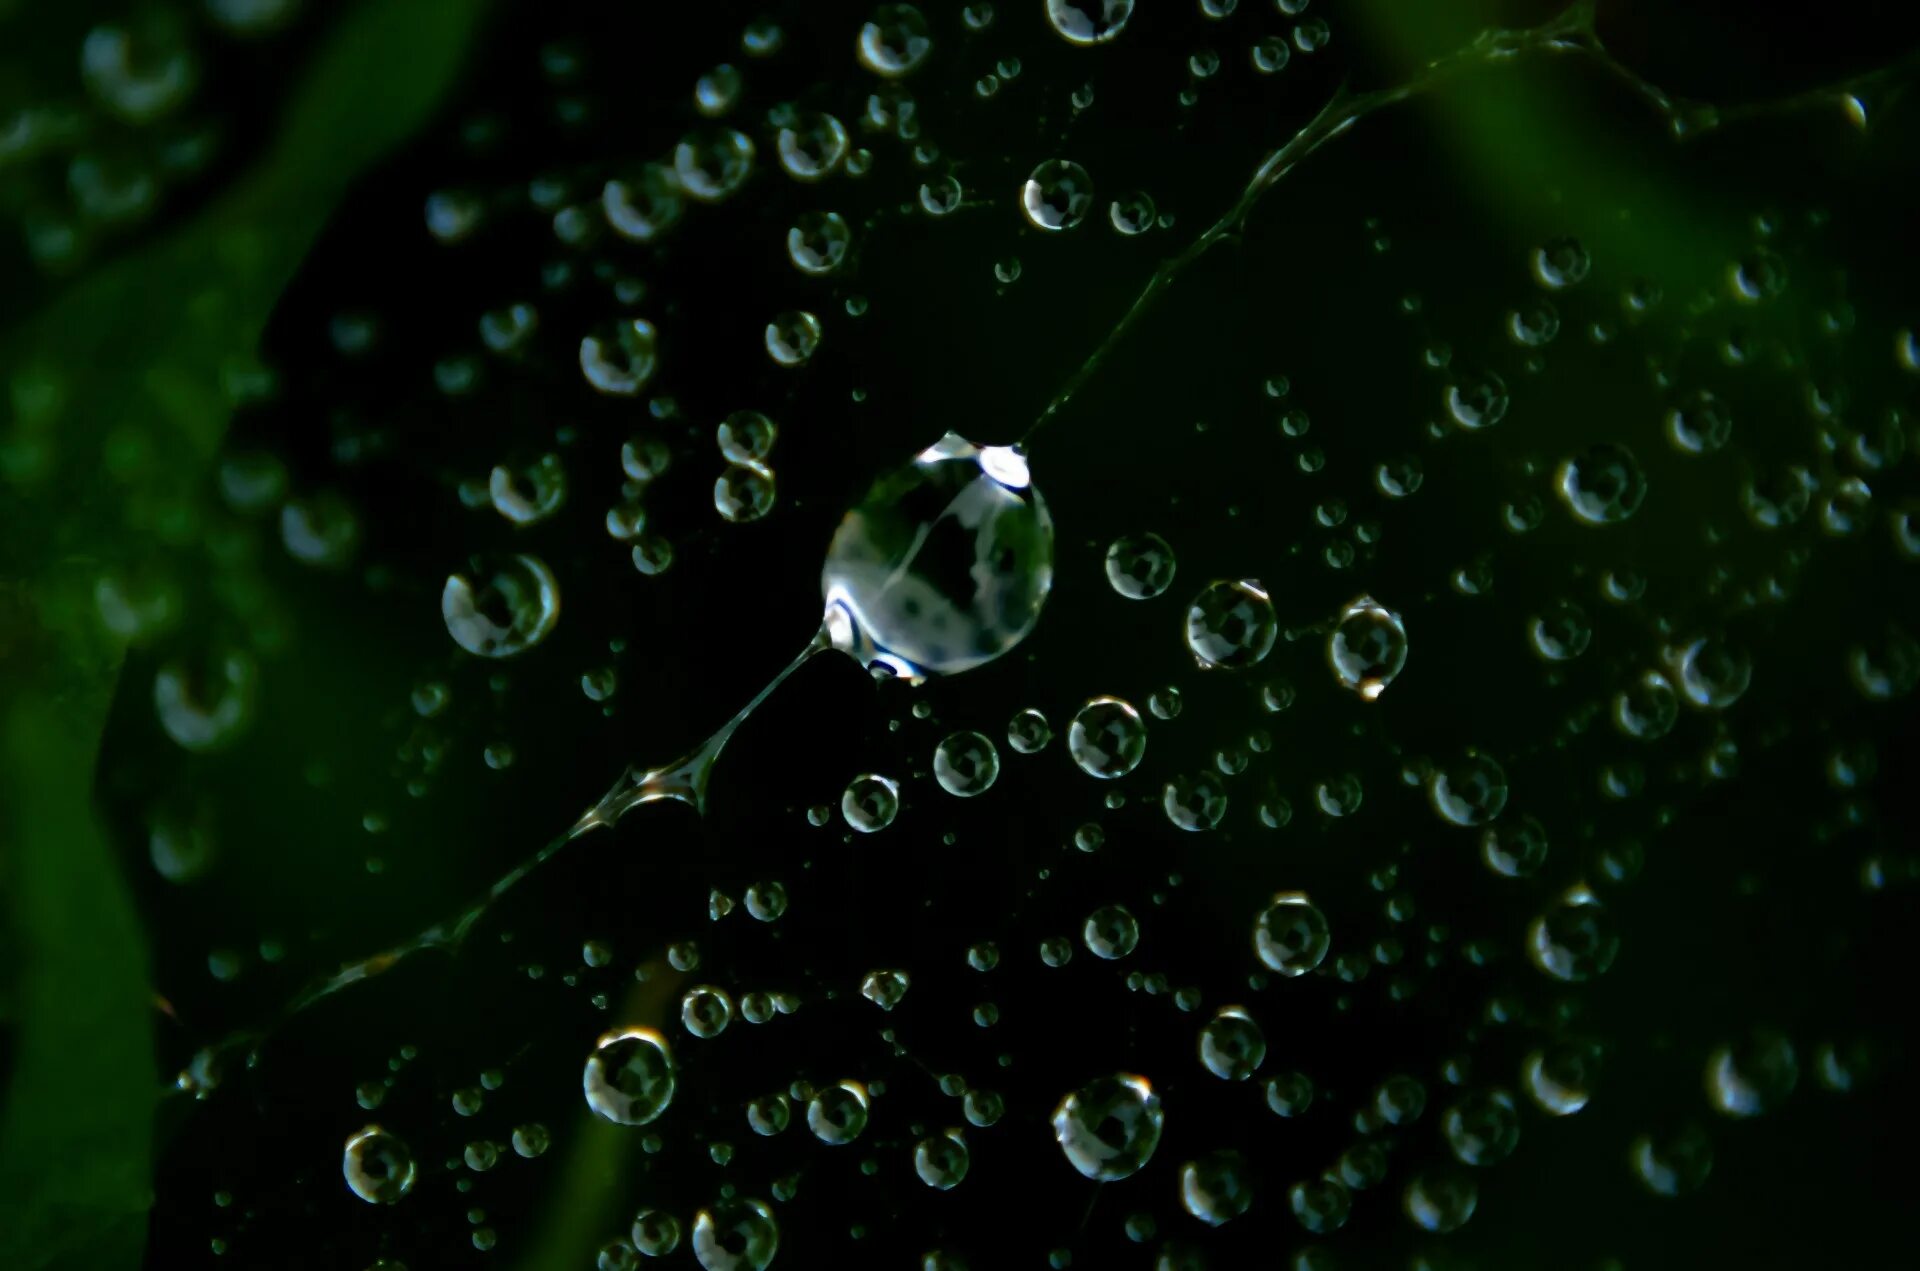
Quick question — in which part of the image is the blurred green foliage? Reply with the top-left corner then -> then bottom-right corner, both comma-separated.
0,3 -> 489,1266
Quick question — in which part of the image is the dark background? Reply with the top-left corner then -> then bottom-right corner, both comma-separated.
6,1 -> 1920,1267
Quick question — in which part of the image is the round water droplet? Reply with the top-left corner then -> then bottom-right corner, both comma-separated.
841,773 -> 901,832
1446,368 -> 1509,429
1253,892 -> 1330,976
788,210 -> 851,274
1052,1073 -> 1163,1180
1109,190 -> 1156,235
1186,579 -> 1276,668
1667,390 -> 1732,455
1557,443 -> 1647,525
1068,696 -> 1147,778
765,310 -> 821,366
858,4 -> 932,76
343,1126 -> 415,1204
1524,1041 -> 1600,1115
603,165 -> 682,242
714,462 -> 776,523
1528,599 -> 1591,661
1162,771 -> 1228,831
584,1029 -> 676,1125
681,985 -> 734,1039
1672,637 -> 1751,709
1199,1006 -> 1266,1080
1047,0 -> 1134,44
807,1080 -> 871,1144
1443,1088 -> 1521,1165
1404,1169 -> 1477,1233
1528,887 -> 1618,982
934,730 -> 1001,796
1084,904 -> 1139,959
1429,751 -> 1509,827
718,410 -> 778,463
1264,1070 -> 1314,1117
632,1208 -> 682,1256
1328,596 -> 1407,700
1706,1031 -> 1798,1118
822,433 -> 1052,680
1007,707 -> 1052,753
1289,1177 -> 1351,1234
1181,1150 -> 1253,1226
674,127 -> 755,201
776,111 -> 849,180
1480,814 -> 1548,878
1632,1125 -> 1713,1197
442,555 -> 561,658
1613,670 -> 1678,740
914,1130 -> 971,1190
1532,236 -> 1590,288
581,319 -> 659,395
1022,159 -> 1093,231
691,1197 -> 778,1270
1105,532 -> 1176,599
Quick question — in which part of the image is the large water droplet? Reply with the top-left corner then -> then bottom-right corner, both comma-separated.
1052,1073 -> 1163,1180
442,554 -> 561,658
822,432 -> 1053,680
583,1028 -> 676,1125
1068,696 -> 1147,778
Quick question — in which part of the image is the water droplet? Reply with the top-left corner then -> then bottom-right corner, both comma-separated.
1185,579 -> 1277,668
1199,1006 -> 1266,1080
1022,159 -> 1094,231
1052,1073 -> 1163,1180
788,210 -> 851,274
914,1130 -> 971,1190
442,554 -> 561,658
1163,771 -> 1228,831
1446,367 -> 1509,429
674,127 -> 755,201
1068,696 -> 1147,778
1046,0 -> 1135,46
1667,390 -> 1732,455
822,433 -> 1053,680
1403,1168 -> 1477,1233
1181,1150 -> 1254,1226
807,1080 -> 871,1144
934,730 -> 1001,796
1428,751 -> 1509,826
1557,443 -> 1647,524
603,165 -> 682,242
583,1028 -> 676,1125
1443,1088 -> 1520,1165
342,1126 -> 415,1205
776,111 -> 850,180
858,4 -> 933,76
1083,904 -> 1140,958
1481,814 -> 1548,878
1109,190 -> 1156,235
1253,892 -> 1330,976
1528,886 -> 1618,982
765,310 -> 821,367
1007,707 -> 1052,753
1532,236 -> 1590,288
841,773 -> 901,832
581,319 -> 659,395
714,462 -> 776,523
1706,1031 -> 1798,1117
1328,596 -> 1407,700
691,1197 -> 778,1270
1105,532 -> 1176,598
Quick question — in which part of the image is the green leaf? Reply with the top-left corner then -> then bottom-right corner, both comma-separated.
0,3 -> 492,1267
